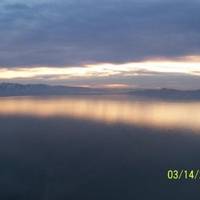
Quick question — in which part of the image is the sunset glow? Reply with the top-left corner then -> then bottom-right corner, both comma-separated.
0,96 -> 200,131
1,59 -> 200,81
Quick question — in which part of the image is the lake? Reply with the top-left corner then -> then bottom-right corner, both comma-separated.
0,95 -> 200,199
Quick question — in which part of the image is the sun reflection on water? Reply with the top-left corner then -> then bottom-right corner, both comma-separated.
0,96 -> 200,131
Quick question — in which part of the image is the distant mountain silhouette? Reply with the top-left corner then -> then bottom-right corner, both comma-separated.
0,83 -> 200,99
0,83 -> 104,96
129,88 -> 200,100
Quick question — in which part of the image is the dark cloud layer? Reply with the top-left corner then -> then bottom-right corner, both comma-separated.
0,0 -> 200,67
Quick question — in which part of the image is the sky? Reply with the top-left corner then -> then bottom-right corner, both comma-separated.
0,0 -> 200,89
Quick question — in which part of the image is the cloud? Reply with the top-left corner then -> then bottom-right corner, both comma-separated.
0,0 -> 200,68
1,61 -> 200,89
2,72 -> 200,90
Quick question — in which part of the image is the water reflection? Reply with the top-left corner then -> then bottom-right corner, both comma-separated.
0,96 -> 200,131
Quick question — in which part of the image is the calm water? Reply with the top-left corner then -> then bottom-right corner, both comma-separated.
0,95 -> 200,199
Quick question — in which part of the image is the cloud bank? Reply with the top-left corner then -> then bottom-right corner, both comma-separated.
0,0 -> 200,68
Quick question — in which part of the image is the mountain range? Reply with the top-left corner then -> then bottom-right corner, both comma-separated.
0,82 -> 200,100
0,83 -> 103,96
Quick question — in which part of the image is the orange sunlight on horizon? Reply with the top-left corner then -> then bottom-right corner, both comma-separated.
0,56 -> 200,82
